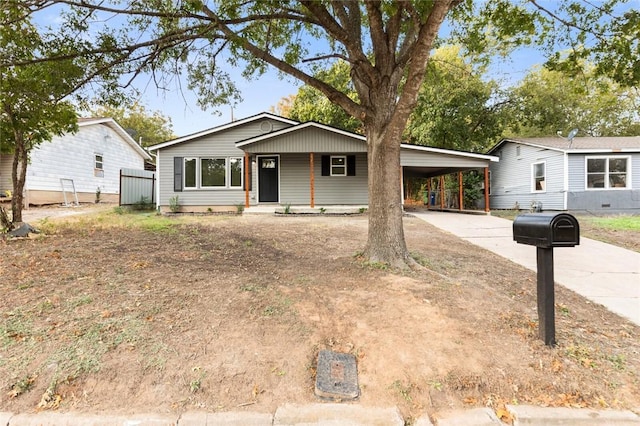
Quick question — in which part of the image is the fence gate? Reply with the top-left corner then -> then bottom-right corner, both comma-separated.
119,168 -> 156,206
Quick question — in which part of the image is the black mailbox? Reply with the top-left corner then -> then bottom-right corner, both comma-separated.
513,212 -> 580,248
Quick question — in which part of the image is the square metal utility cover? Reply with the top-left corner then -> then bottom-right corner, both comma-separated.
315,350 -> 359,400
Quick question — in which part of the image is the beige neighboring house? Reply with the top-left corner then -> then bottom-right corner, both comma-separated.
0,117 -> 151,206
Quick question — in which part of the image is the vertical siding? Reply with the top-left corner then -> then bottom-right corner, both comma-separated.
120,168 -> 156,205
489,143 -> 566,210
567,153 -> 640,211
26,124 -> 145,196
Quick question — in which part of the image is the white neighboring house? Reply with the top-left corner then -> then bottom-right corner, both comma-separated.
0,117 -> 151,206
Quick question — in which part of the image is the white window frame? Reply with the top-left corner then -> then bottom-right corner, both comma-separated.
330,155 -> 347,176
585,155 -> 630,190
184,157 -> 244,190
531,161 -> 546,193
184,157 -> 198,189
229,157 -> 244,188
200,157 -> 227,188
94,153 -> 104,177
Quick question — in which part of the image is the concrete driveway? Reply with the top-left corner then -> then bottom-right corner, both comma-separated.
411,211 -> 640,326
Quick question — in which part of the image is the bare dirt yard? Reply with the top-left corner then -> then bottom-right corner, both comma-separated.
1,207 -> 639,423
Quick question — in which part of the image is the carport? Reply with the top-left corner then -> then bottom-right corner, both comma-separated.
400,144 -> 499,212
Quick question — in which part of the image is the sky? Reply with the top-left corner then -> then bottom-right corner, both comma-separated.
30,0 -> 638,137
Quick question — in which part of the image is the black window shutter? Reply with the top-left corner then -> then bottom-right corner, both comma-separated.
174,157 -> 183,192
321,155 -> 330,176
347,155 -> 356,176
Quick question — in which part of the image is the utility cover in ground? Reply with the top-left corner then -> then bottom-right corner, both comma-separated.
315,349 -> 359,400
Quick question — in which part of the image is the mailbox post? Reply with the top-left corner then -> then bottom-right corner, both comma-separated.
513,213 -> 580,346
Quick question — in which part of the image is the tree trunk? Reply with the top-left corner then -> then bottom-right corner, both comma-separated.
362,122 -> 412,269
11,133 -> 27,224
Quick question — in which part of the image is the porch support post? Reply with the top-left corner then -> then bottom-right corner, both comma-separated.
426,178 -> 431,210
309,152 -> 315,208
439,175 -> 445,210
484,167 -> 490,212
244,151 -> 250,208
458,171 -> 463,211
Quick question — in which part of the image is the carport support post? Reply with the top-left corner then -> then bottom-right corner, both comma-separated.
536,247 -> 556,346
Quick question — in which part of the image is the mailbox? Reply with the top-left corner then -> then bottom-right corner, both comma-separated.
513,212 -> 580,248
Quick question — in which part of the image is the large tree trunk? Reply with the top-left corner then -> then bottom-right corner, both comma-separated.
362,118 -> 412,269
11,133 -> 27,224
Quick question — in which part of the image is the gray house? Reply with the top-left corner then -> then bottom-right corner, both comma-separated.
487,136 -> 640,212
148,112 -> 498,212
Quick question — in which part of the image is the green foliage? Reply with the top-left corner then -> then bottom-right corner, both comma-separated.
131,196 -> 155,211
406,45 -> 509,152
288,60 -> 363,133
587,215 -> 640,231
90,102 -> 176,146
507,66 -> 639,137
169,195 -> 180,213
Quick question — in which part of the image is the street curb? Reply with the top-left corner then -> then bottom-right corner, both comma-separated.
179,410 -> 273,425
4,412 -> 177,425
273,403 -> 404,425
507,405 -> 640,425
423,407 -> 503,425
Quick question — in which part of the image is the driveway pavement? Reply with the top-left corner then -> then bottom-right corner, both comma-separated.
411,211 -> 640,326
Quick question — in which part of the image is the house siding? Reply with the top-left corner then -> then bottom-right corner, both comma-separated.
22,123 -> 145,205
401,149 -> 488,168
0,154 -> 12,195
242,127 -> 367,154
155,120 -> 292,207
566,153 -> 640,211
489,142 -> 566,210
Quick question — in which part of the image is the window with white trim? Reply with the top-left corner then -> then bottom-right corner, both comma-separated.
330,156 -> 346,176
184,157 -> 243,189
94,153 -> 104,177
586,156 -> 629,189
532,162 -> 545,192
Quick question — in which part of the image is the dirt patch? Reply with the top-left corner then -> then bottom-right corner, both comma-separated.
1,212 -> 638,422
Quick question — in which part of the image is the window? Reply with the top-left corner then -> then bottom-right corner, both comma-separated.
330,156 -> 347,176
94,154 -> 104,177
183,157 -> 243,189
230,158 -> 243,187
201,158 -> 226,187
184,158 -> 197,189
586,156 -> 629,189
532,162 -> 545,192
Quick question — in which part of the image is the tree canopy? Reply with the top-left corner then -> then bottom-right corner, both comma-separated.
91,103 -> 176,147
1,3 -> 81,223
6,0 -> 638,266
507,66 -> 640,137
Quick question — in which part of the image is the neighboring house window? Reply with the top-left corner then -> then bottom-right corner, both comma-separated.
183,157 -> 243,189
532,162 -> 546,192
330,156 -> 347,176
184,158 -> 197,189
586,156 -> 630,189
94,154 -> 104,177
201,158 -> 226,187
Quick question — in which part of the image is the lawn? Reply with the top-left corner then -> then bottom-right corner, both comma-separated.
1,208 -> 638,422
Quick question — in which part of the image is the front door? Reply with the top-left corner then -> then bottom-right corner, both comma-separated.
258,156 -> 279,203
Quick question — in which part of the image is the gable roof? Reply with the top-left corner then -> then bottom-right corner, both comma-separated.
488,136 -> 640,154
79,117 -> 152,160
148,112 -> 298,151
235,120 -> 366,148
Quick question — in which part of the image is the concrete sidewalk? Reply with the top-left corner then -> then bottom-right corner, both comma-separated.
411,211 -> 640,326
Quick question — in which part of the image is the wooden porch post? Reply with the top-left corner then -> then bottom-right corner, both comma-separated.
309,153 -> 315,208
458,171 -> 463,211
426,178 -> 431,210
439,175 -> 445,210
244,151 -> 250,208
484,167 -> 490,212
